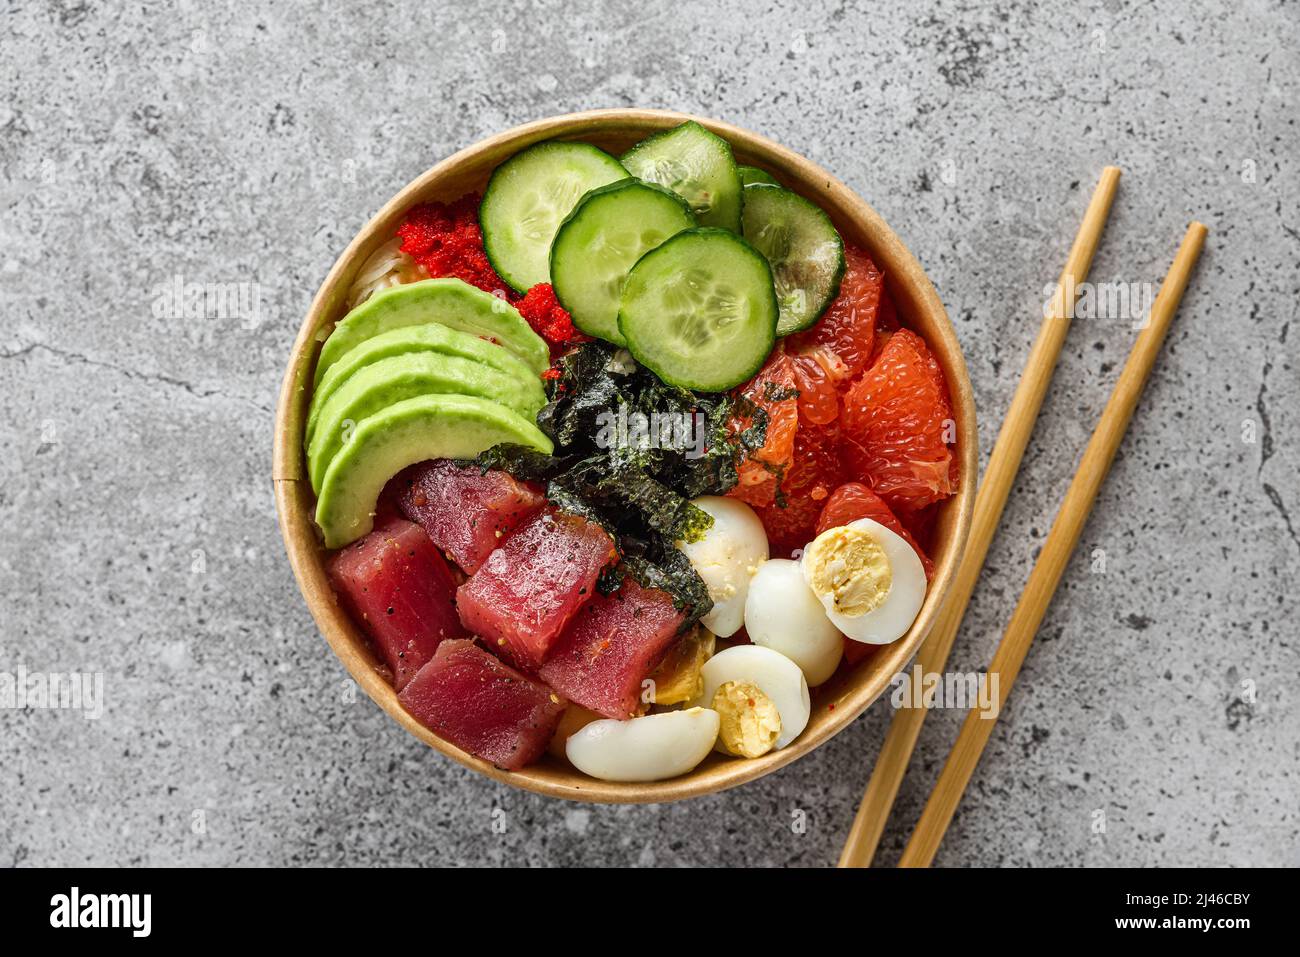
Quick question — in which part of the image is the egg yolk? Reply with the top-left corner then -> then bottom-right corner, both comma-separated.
712,680 -> 782,758
806,526 -> 893,616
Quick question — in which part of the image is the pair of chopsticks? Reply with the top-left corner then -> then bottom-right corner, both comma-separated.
838,167 -> 1208,867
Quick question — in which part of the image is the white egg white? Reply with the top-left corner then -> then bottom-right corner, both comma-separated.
565,708 -> 720,783
801,517 -> 926,645
689,644 -> 811,749
675,496 -> 769,638
744,558 -> 843,686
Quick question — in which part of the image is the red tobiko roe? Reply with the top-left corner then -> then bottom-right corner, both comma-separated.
395,196 -> 586,361
516,282 -> 590,354
396,195 -> 510,297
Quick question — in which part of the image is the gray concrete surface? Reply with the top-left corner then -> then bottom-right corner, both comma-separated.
2,0 -> 1297,868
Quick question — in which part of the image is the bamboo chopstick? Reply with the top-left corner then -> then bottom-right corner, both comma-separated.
897,221 -> 1209,867
837,167 -> 1123,868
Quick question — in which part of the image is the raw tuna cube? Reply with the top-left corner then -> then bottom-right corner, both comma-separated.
398,639 -> 566,770
328,517 -> 465,691
539,578 -> 686,719
391,460 -> 546,573
457,509 -> 617,669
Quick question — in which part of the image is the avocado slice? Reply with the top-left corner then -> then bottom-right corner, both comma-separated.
314,393 -> 554,549
306,352 -> 546,493
307,320 -> 544,444
313,279 -> 549,388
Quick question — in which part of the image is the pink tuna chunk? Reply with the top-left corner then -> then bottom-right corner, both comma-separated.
539,578 -> 686,719
397,639 -> 565,770
456,509 -> 617,669
328,517 -> 466,690
391,460 -> 546,574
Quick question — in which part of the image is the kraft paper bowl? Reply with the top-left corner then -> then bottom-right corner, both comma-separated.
274,109 -> 977,803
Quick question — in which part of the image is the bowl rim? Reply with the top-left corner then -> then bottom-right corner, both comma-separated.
273,108 -> 977,803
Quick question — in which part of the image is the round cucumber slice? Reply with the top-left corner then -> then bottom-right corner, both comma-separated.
617,228 -> 777,393
550,179 -> 695,345
621,122 -> 742,232
480,141 -> 628,293
738,165 -> 779,187
740,183 -> 845,336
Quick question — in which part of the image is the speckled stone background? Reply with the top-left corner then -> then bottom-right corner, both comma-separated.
2,0 -> 1296,868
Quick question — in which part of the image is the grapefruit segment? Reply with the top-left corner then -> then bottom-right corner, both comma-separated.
841,328 -> 957,512
728,350 -> 799,509
788,245 -> 884,386
788,352 -> 842,425
783,246 -> 884,425
754,419 -> 845,555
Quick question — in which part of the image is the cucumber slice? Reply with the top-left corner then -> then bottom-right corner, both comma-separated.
738,165 -> 779,187
480,141 -> 628,292
621,122 -> 742,232
740,183 -> 845,336
550,180 -> 695,345
617,228 -> 777,392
